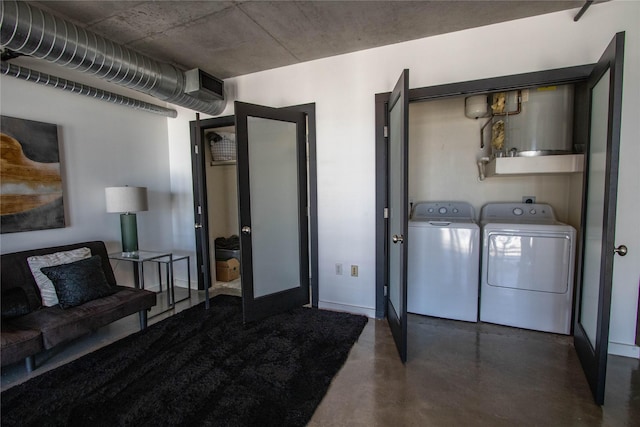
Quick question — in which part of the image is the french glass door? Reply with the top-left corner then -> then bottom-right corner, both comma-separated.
235,102 -> 310,323
574,32 -> 625,405
387,69 -> 410,362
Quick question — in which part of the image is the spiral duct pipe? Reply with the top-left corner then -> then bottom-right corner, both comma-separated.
1,62 -> 178,117
0,0 -> 226,116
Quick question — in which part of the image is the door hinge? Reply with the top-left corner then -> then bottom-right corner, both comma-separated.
384,285 -> 388,297
198,205 -> 202,215
383,126 -> 388,138
383,207 -> 389,218
194,145 -> 199,154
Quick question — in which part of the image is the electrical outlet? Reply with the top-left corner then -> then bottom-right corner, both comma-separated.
335,263 -> 343,275
351,265 -> 358,277
522,196 -> 536,204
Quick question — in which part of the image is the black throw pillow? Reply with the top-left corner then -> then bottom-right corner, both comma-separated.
1,287 -> 32,318
41,255 -> 117,309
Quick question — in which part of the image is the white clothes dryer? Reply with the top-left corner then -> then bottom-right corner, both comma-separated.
479,203 -> 576,335
407,201 -> 480,322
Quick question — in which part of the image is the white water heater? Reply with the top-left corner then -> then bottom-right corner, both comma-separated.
505,85 -> 574,156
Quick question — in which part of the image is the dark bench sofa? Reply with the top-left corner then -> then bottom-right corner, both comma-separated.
1,241 -> 156,372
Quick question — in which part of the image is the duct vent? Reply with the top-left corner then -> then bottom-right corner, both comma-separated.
184,68 -> 224,101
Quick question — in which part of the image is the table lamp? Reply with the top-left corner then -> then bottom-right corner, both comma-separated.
105,186 -> 148,257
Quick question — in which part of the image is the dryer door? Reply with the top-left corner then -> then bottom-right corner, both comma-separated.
486,232 -> 573,293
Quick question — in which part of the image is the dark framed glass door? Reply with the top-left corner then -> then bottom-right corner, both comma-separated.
386,69 -> 409,362
235,101 -> 310,323
189,114 -> 213,307
574,32 -> 625,405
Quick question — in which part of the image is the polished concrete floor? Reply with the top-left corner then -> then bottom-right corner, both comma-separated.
2,291 -> 639,426
309,315 -> 640,426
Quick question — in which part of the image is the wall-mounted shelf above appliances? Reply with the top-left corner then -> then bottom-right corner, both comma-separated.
485,154 -> 584,177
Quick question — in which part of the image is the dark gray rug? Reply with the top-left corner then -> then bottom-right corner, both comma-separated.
1,295 -> 367,426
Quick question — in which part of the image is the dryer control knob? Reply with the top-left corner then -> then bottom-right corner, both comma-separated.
439,207 -> 448,214
530,209 -> 537,215
513,207 -> 523,216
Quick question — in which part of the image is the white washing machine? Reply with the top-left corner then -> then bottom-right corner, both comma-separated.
480,203 -> 576,335
407,201 -> 480,322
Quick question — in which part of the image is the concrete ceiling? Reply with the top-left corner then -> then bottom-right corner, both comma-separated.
31,1 -> 587,80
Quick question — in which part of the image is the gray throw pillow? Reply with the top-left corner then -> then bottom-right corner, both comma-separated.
41,255 -> 117,309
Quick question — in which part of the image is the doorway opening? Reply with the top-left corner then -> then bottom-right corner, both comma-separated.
189,103 -> 319,310
204,122 -> 241,297
376,32 -> 625,405
376,64 -> 594,342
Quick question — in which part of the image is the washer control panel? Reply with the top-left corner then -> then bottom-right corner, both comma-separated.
412,201 -> 476,221
481,203 -> 557,223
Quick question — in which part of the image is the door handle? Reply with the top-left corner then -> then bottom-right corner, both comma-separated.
195,223 -> 202,229
392,234 -> 404,244
241,226 -> 251,235
614,245 -> 628,256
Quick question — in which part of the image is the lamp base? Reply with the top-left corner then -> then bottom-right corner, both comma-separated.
120,213 -> 139,256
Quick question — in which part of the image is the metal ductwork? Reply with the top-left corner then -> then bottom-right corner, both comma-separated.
0,0 -> 226,116
1,62 -> 178,117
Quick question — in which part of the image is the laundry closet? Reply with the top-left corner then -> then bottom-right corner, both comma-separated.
406,82 -> 587,332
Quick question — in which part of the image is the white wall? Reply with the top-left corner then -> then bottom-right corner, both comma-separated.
0,74 -> 174,289
166,1 -> 639,356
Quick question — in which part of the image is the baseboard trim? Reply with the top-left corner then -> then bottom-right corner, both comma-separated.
318,301 -> 376,318
608,341 -> 640,359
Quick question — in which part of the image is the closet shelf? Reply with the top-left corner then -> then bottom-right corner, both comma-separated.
210,160 -> 236,167
485,154 -> 584,177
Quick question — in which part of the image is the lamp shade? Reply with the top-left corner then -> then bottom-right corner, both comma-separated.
105,186 -> 148,213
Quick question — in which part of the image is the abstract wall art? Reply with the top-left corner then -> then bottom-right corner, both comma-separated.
1,116 -> 65,233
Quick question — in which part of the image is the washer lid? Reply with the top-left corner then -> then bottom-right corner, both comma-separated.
411,201 -> 476,222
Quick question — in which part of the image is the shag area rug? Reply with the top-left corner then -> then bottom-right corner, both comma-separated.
1,295 -> 367,426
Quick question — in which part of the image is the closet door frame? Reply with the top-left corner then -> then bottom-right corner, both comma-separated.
190,104 -> 318,307
374,63 -> 594,317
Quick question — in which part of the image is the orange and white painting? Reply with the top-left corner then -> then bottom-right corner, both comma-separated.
1,116 -> 65,233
